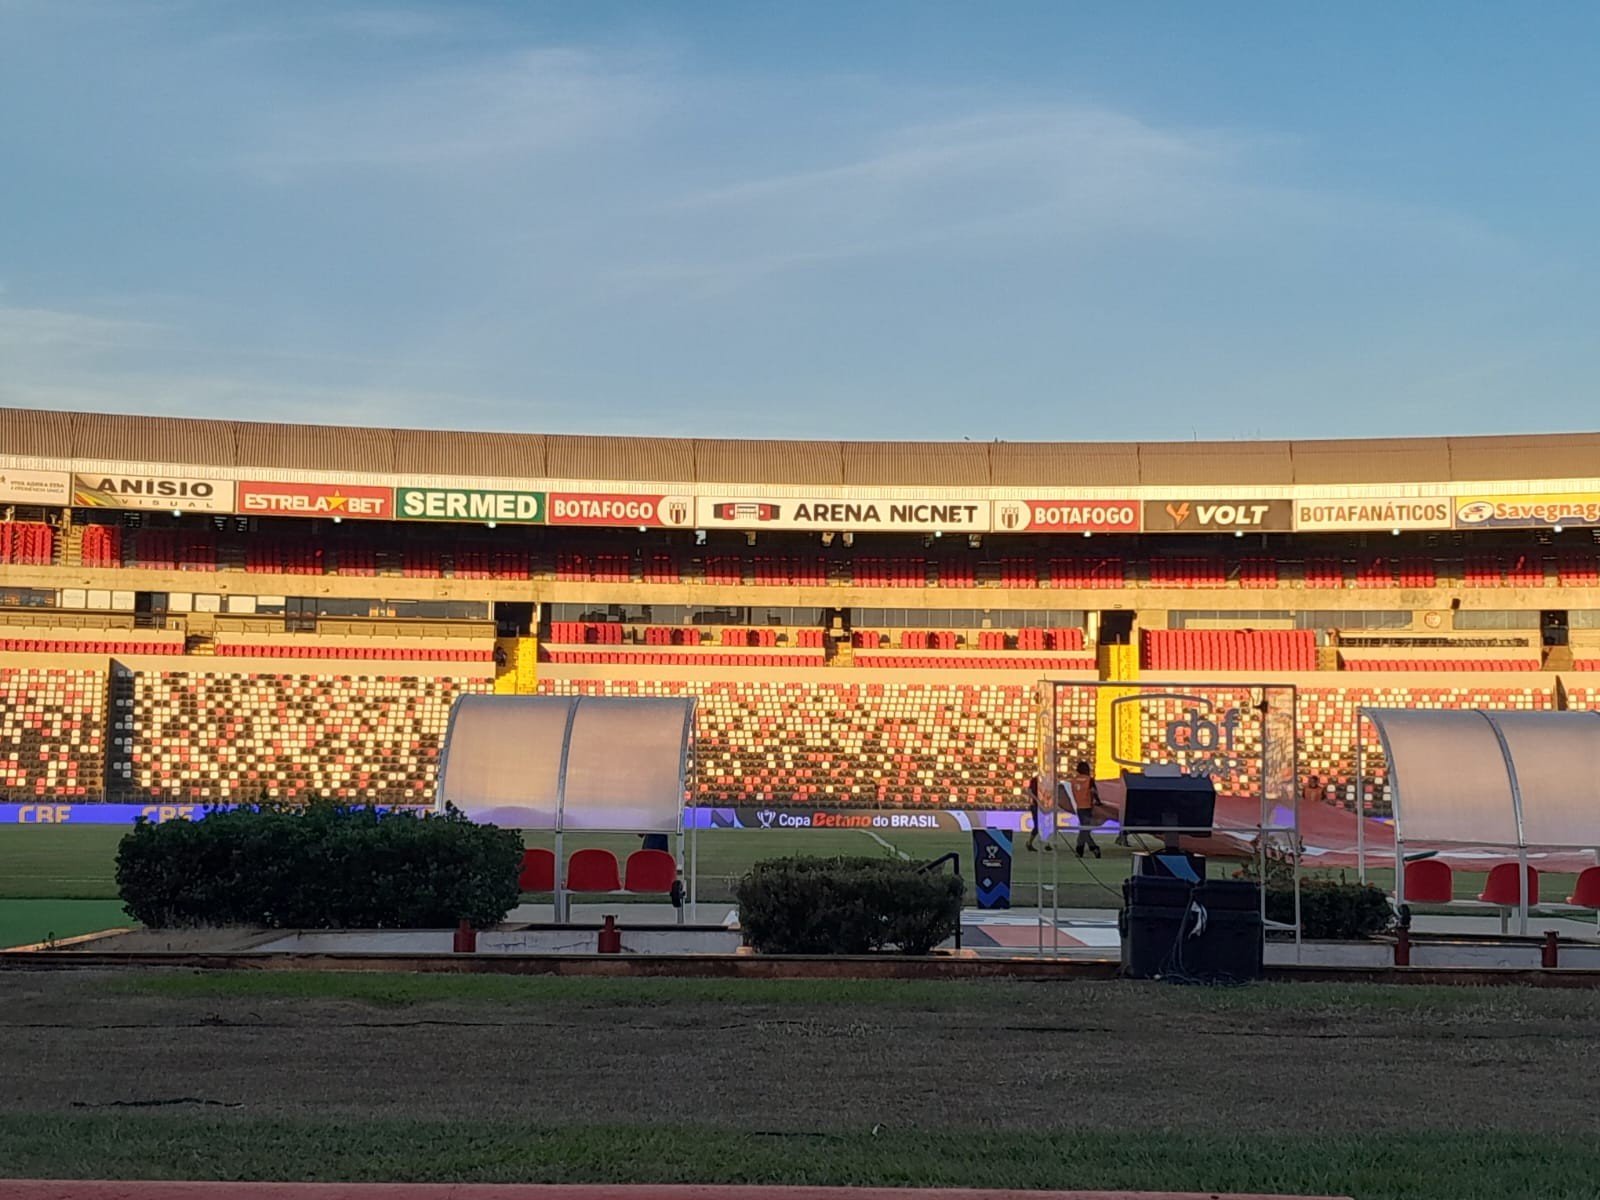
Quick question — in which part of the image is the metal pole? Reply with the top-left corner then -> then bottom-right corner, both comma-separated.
1293,816 -> 1303,963
1394,828 -> 1406,910
1356,732 -> 1367,885
675,824 -> 686,926
1051,822 -> 1060,957
1517,842 -> 1530,937
1259,690 -> 1270,938
691,816 -> 700,914
553,829 -> 565,923
1036,805 -> 1050,958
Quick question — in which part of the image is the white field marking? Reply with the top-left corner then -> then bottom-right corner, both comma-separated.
861,830 -> 912,860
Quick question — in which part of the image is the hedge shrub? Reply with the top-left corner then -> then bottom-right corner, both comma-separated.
1266,880 -> 1394,940
734,855 -> 963,955
116,801 -> 522,930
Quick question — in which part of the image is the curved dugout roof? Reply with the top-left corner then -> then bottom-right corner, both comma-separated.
1363,708 -> 1600,849
6,406 -> 1600,487
436,695 -> 695,832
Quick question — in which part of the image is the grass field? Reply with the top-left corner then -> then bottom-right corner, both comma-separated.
0,970 -> 1596,1197
0,822 -> 1582,946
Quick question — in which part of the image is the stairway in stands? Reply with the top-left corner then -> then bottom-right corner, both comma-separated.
104,662 -> 136,798
494,637 -> 539,694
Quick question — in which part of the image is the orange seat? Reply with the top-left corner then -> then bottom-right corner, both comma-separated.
566,848 -> 622,893
623,849 -> 677,894
1478,862 -> 1538,907
1403,857 -> 1453,904
517,847 -> 555,892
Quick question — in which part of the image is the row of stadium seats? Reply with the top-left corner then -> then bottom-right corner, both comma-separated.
722,628 -> 782,646
1340,658 -> 1541,672
853,654 -> 1094,670
0,668 -> 104,796
547,621 -> 626,645
748,555 -> 830,585
555,551 -> 632,582
1014,627 -> 1085,650
0,637 -> 183,655
852,556 -> 927,587
449,548 -> 532,580
244,536 -> 323,575
0,523 -> 54,566
109,672 -> 478,801
131,530 -> 218,571
1149,557 -> 1228,587
213,644 -> 493,662
65,532 -> 1600,589
1142,629 -> 1317,672
642,626 -> 702,646
542,649 -> 827,667
80,524 -> 122,568
4,666 -> 1591,807
564,679 -> 1040,807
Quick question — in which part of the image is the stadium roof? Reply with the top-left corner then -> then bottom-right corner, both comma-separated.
5,406 -> 1600,488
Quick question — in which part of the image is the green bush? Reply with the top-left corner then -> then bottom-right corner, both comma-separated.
1266,879 -> 1394,940
116,801 -> 522,930
734,855 -> 963,955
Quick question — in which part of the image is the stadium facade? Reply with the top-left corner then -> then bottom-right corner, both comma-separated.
3,406 -> 1599,816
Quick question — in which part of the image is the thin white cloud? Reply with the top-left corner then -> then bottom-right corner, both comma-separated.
232,46 -> 665,176
318,7 -> 462,41
620,104 -> 1518,295
0,306 -> 163,352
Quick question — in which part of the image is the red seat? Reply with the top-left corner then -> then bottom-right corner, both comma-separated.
566,848 -> 622,892
1566,866 -> 1600,908
1403,858 -> 1453,904
624,849 -> 677,894
1478,862 -> 1538,907
518,847 -> 555,892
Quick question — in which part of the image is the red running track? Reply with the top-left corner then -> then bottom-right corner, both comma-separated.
5,1185 -> 1351,1200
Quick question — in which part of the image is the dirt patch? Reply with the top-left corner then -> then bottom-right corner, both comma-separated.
0,972 -> 1596,1136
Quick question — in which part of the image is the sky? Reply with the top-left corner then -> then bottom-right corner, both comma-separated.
2,1 -> 1599,443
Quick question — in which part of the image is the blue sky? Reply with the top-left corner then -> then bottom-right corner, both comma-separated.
2,1 -> 1598,442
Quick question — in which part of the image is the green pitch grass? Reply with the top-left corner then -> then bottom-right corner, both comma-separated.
0,820 -> 1580,912
0,899 -> 131,949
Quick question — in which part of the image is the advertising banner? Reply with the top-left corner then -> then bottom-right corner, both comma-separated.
696,496 -> 990,533
1454,493 -> 1600,529
971,828 -> 1014,909
690,805 -> 976,832
0,468 -> 71,506
546,492 -> 695,528
396,487 -> 545,524
238,480 -> 393,520
71,473 -> 235,513
1142,498 -> 1293,533
2,802 -> 424,824
993,498 -> 1141,533
1293,497 -> 1452,532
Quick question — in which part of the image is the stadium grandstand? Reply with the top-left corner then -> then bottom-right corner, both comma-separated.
3,405 -> 1600,815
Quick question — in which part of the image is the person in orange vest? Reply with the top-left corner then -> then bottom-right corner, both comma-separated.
1066,760 -> 1102,859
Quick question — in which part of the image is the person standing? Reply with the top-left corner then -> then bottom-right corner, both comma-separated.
1024,775 -> 1052,851
1067,761 -> 1102,859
